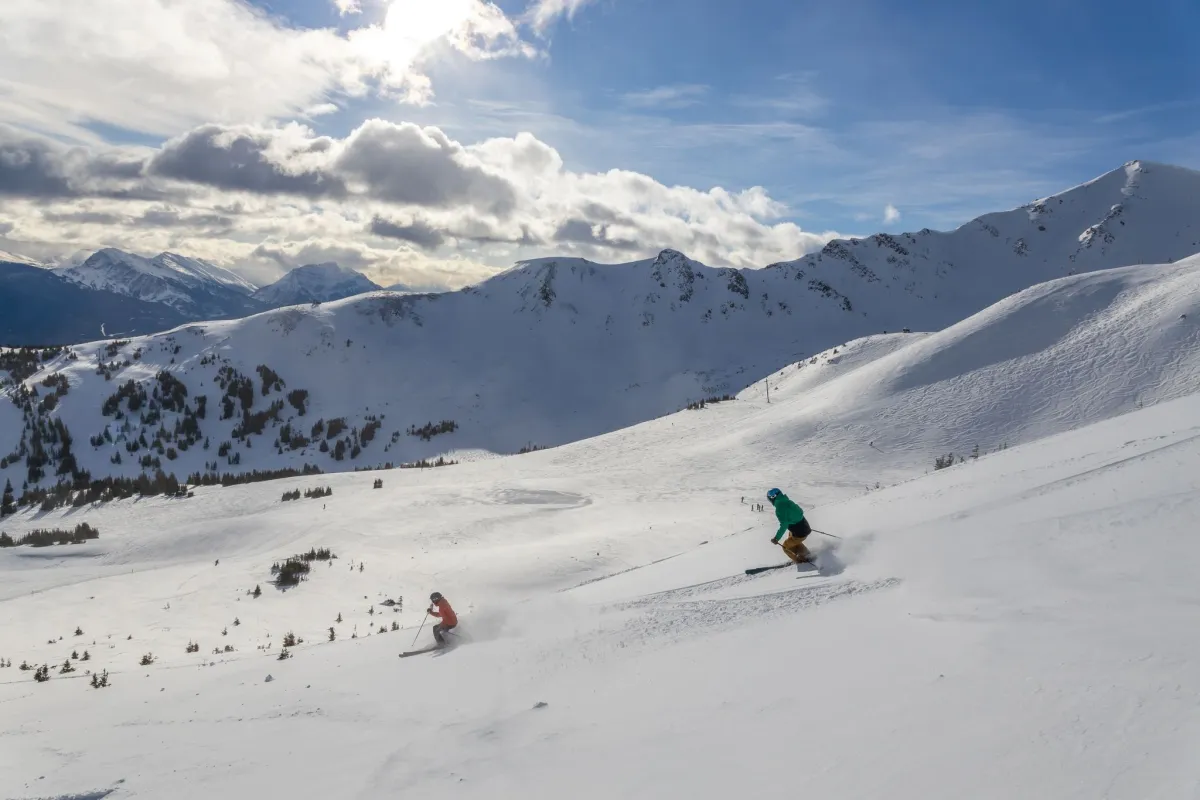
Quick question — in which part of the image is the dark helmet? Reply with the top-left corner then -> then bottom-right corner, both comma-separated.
766,488 -> 781,501
430,592 -> 443,602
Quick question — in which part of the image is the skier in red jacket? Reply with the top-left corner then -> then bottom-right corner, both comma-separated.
428,592 -> 457,646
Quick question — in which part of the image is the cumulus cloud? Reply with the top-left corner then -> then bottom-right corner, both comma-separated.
883,203 -> 901,224
333,0 -> 362,15
336,121 -> 517,213
4,120 -> 838,289
0,125 -> 170,201
369,216 -> 446,249
148,124 -> 346,198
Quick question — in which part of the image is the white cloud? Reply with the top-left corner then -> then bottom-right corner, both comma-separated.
304,103 -> 340,118
0,0 -> 535,140
621,85 -> 710,110
526,0 -> 597,33
2,121 -> 840,288
333,0 -> 362,15
883,204 -> 900,224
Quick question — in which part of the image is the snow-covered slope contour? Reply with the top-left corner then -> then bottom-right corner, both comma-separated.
251,263 -> 382,307
550,255 -> 1200,492
1,377 -> 1198,798
4,253 -> 1200,492
55,248 -> 262,319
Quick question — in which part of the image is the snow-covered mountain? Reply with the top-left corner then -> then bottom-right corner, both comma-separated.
55,248 -> 263,320
0,259 -> 190,345
3,160 -> 1200,488
251,263 -> 382,308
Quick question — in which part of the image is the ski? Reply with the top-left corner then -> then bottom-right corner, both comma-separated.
399,645 -> 443,658
745,560 -> 813,576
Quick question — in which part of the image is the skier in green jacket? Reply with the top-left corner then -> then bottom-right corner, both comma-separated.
767,488 -> 812,563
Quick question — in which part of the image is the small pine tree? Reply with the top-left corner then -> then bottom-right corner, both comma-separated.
81,650 -> 90,661
282,631 -> 297,647
233,617 -> 241,626
75,626 -> 84,636
391,621 -> 399,631
0,479 -> 15,517
277,649 -> 291,661
368,605 -> 374,616
378,625 -> 386,634
336,612 -> 342,623
139,653 -> 155,666
252,585 -> 262,598
60,659 -> 75,674
328,627 -> 336,642
34,664 -> 50,682
71,650 -> 79,660
221,627 -> 228,636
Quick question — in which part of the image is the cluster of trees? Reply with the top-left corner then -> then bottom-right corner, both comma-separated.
286,389 -> 309,415
187,464 -> 323,488
0,347 -> 64,384
271,547 -> 336,587
0,522 -> 99,548
19,470 -> 182,512
255,364 -> 286,396
399,457 -> 457,469
685,394 -> 736,411
282,486 -> 331,501
408,420 -> 458,441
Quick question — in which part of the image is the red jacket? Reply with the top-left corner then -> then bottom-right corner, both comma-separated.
430,598 -> 457,627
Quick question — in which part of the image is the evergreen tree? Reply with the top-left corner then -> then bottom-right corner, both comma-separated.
0,479 -> 14,517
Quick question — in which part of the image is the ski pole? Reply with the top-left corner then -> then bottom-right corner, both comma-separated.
810,529 -> 842,540
412,612 -> 429,647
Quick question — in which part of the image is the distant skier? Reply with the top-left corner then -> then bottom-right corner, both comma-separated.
428,592 -> 458,646
766,488 -> 811,563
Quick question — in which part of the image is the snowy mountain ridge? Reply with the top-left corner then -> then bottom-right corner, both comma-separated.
2,160 -> 1200,486
251,262 -> 382,308
55,248 -> 263,320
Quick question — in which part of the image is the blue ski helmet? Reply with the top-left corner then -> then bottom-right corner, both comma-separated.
766,488 -> 781,501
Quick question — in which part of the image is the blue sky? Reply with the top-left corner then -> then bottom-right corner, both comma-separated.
1,0 -> 1198,285
312,0 -> 1200,231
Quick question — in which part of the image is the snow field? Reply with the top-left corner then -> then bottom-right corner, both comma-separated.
2,256 -> 1200,797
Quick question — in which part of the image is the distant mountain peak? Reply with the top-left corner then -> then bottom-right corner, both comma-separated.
251,263 -> 382,308
55,248 -> 262,320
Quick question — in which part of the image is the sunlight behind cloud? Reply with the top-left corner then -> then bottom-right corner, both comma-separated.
347,0 -> 532,102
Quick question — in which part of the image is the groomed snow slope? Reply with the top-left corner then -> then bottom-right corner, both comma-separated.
2,259 -> 1200,797
1,390 -> 1198,799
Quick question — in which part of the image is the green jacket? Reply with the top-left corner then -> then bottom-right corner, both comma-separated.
771,494 -> 805,542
